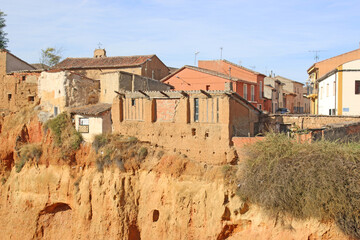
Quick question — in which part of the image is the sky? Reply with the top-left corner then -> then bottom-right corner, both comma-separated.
1,0 -> 360,82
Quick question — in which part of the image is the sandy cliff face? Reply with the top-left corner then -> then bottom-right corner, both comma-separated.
0,114 -> 352,240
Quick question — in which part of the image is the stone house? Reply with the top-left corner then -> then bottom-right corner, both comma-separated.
70,103 -> 112,142
0,49 -> 41,113
99,71 -> 173,104
54,49 -> 170,80
307,48 -> 360,114
111,90 -> 261,164
318,59 -> 360,115
198,60 -> 265,110
38,70 -> 99,117
161,65 -> 261,109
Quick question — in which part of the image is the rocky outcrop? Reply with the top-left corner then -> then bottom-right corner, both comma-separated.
0,114 -> 353,240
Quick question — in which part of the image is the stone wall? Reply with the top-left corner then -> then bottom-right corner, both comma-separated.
112,91 -> 260,164
265,114 -> 360,131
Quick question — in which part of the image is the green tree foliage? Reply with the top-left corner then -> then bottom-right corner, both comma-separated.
0,10 -> 8,49
40,47 -> 62,67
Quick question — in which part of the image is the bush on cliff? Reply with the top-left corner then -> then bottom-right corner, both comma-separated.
15,143 -> 42,173
93,134 -> 147,172
237,133 -> 360,239
44,112 -> 82,158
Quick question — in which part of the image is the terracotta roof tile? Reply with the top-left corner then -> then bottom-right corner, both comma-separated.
54,55 -> 155,69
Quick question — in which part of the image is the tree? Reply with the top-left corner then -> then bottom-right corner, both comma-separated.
40,47 -> 62,67
0,10 -> 8,49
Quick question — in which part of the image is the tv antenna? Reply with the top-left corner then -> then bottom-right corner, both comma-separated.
309,50 -> 324,62
97,42 -> 103,49
220,47 -> 223,59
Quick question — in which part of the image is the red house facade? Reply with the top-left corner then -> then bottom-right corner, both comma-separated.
161,65 -> 262,108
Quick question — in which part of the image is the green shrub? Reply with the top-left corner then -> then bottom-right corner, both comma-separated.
237,133 -> 360,239
44,112 -> 83,158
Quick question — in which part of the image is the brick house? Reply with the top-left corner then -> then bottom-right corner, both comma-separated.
161,65 -> 262,110
54,49 -> 170,81
111,90 -> 261,164
275,76 -> 306,114
198,60 -> 265,110
0,49 -> 41,113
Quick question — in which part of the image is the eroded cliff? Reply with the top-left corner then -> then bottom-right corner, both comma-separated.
0,111 -> 352,240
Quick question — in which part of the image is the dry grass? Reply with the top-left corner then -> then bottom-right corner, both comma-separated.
237,133 -> 360,239
93,134 -> 148,172
1,105 -> 37,133
15,143 -> 42,173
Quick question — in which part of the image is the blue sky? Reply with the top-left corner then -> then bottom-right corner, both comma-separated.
2,0 -> 360,82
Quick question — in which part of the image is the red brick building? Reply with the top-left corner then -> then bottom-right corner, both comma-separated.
198,60 -> 266,110
161,64 -> 265,110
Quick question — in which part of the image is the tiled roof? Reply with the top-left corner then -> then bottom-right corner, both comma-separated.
69,103 -> 111,116
54,55 -> 155,69
161,65 -> 256,85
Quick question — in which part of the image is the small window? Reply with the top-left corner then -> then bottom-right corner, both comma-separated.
28,96 -> 35,102
259,81 -> 262,98
22,76 -> 26,81
7,94 -> 12,101
78,118 -> 89,133
194,98 -> 199,122
333,81 -> 336,96
326,83 -> 329,97
54,107 -> 58,117
251,85 -> 255,101
243,84 -> 247,100
131,99 -> 136,106
355,81 -> 360,94
206,85 -> 210,90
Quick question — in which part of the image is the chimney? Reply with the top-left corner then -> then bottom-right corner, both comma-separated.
94,49 -> 107,58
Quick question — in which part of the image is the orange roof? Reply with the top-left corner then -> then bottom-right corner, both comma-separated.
54,54 -> 155,69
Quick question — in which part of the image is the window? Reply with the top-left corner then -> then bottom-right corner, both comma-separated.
251,85 -> 255,101
54,107 -> 58,117
206,85 -> 210,90
22,76 -> 26,81
320,87 -> 323,99
7,94 -> 11,101
259,81 -> 262,98
131,99 -> 136,106
79,118 -> 89,133
355,81 -> 360,94
243,84 -> 247,100
28,96 -> 35,102
333,81 -> 336,96
194,98 -> 199,122
326,83 -> 329,97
